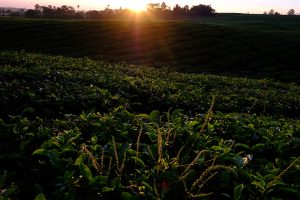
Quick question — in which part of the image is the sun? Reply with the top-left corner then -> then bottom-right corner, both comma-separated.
125,1 -> 147,12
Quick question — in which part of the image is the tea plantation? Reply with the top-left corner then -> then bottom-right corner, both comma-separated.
1,15 -> 300,82
0,51 -> 299,199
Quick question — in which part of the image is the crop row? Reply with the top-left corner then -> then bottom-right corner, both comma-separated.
0,51 -> 299,119
0,107 -> 299,199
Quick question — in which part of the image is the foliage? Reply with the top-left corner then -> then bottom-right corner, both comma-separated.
24,3 -> 215,20
287,9 -> 295,16
0,51 -> 299,199
0,51 -> 299,119
0,17 -> 299,82
0,107 -> 299,199
25,4 -> 82,19
190,4 -> 215,17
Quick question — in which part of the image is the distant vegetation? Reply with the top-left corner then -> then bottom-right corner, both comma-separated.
24,2 -> 215,20
0,11 -> 300,200
263,8 -> 297,16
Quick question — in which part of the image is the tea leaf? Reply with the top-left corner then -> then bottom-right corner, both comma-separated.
79,164 -> 93,182
234,184 -> 244,200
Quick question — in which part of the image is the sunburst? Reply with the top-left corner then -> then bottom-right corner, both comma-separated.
125,1 -> 147,12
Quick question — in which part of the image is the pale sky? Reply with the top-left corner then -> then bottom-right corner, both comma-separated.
1,0 -> 299,14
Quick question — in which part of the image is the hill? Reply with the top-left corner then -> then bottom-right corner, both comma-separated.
0,14 -> 300,82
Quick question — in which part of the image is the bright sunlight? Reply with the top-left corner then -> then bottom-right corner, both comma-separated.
123,1 -> 147,12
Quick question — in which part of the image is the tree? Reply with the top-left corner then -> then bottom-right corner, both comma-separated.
161,2 -> 167,10
268,9 -> 275,15
287,9 -> 295,15
147,3 -> 160,11
183,5 -> 189,13
25,9 -> 41,18
173,4 -> 182,17
190,4 -> 215,16
41,5 -> 55,18
34,4 -> 42,12
86,10 -> 102,19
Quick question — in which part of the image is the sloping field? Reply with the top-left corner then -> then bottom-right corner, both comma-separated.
0,15 -> 300,81
0,51 -> 299,199
1,51 -> 299,119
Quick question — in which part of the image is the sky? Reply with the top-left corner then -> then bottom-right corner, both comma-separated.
1,0 -> 300,14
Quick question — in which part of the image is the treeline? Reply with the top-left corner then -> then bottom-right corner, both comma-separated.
263,8 -> 296,15
25,2 -> 215,20
25,4 -> 84,19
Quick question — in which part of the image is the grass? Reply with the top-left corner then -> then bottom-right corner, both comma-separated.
0,14 -> 300,82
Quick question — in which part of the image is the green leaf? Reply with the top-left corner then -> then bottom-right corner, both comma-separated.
234,143 -> 251,151
22,107 -> 35,115
64,170 -> 75,182
142,181 -> 153,192
111,177 -> 121,187
137,114 -> 150,119
193,192 -> 213,198
234,184 -> 244,200
61,147 -> 76,155
171,109 -> 184,119
252,143 -> 265,152
34,193 -> 46,200
211,145 -> 223,151
75,154 -> 86,165
102,187 -> 114,193
126,149 -> 138,156
69,133 -> 81,143
233,155 -> 244,168
266,181 -> 285,190
79,164 -> 93,182
32,149 -> 49,156
251,181 -> 266,193
187,121 -> 199,128
91,136 -> 98,144
221,193 -> 231,198
91,175 -> 108,186
149,110 -> 160,121
146,131 -> 157,142
130,156 -> 145,168
248,124 -> 255,130
121,192 -> 137,200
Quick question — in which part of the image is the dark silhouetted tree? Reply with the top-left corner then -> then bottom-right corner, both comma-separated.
275,12 -> 281,15
190,4 -> 215,16
34,4 -> 42,12
269,9 -> 275,15
173,4 -> 182,17
287,9 -> 295,15
25,9 -> 40,18
86,10 -> 102,19
161,2 -> 167,10
183,5 -> 189,13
